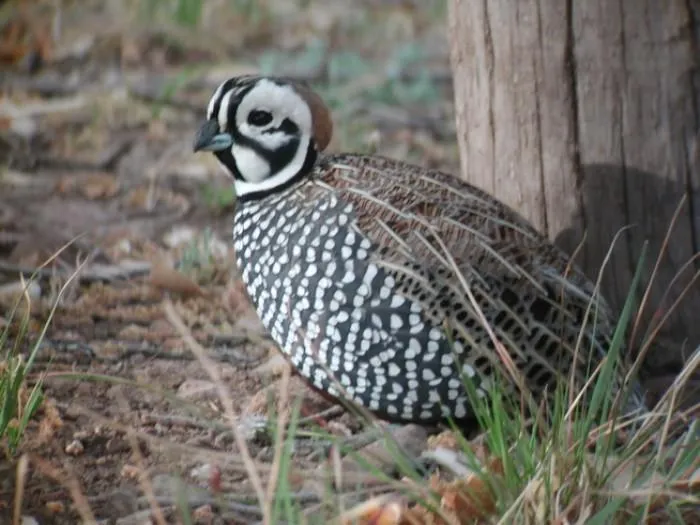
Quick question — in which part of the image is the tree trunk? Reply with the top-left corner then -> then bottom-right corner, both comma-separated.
447,0 -> 700,373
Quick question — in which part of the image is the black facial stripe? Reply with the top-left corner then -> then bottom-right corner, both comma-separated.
267,138 -> 300,175
234,128 -> 301,168
220,122 -> 301,183
214,149 -> 240,179
277,118 -> 299,135
210,77 -> 260,123
238,141 -> 318,203
209,79 -> 235,120
258,119 -> 299,140
225,82 -> 256,130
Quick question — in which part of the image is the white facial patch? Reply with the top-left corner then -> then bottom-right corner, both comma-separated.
251,130 -> 294,151
235,79 -> 313,142
232,144 -> 271,183
218,89 -> 234,134
207,80 -> 228,120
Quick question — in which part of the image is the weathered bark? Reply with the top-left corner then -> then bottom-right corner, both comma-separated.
447,0 -> 699,368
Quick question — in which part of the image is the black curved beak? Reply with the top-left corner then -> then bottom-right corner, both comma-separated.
193,119 -> 233,152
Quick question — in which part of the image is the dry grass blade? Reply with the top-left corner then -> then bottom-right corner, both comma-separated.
263,359 -> 293,519
646,252 -> 700,338
30,455 -> 97,523
628,194 -> 687,347
652,346 -> 700,425
432,232 -> 527,393
11,454 -> 28,525
636,268 -> 700,367
163,300 -> 270,524
115,392 -> 167,525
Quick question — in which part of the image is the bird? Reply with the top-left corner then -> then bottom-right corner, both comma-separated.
193,74 -> 647,427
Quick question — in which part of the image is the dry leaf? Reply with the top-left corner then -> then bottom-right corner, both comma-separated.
81,173 -> 120,200
244,375 -> 333,418
0,10 -> 52,68
119,35 -> 142,66
147,119 -> 168,140
441,475 -> 495,522
427,430 -> 460,451
124,186 -> 152,210
149,261 -> 204,297
339,495 -> 406,525
404,457 -> 503,524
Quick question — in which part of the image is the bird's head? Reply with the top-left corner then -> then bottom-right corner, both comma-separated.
193,75 -> 333,201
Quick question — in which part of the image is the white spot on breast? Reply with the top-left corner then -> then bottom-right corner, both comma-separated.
429,328 -> 443,340
390,295 -> 405,308
406,338 -> 420,359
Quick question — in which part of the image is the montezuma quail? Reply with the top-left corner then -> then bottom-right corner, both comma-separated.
193,75 -> 647,425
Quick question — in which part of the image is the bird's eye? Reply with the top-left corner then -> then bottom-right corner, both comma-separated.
248,109 -> 273,127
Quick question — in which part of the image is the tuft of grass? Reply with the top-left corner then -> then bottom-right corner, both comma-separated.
141,0 -> 204,28
177,227 -> 222,284
151,66 -> 202,119
138,0 -> 269,30
1,247 -> 86,457
200,182 -> 237,214
0,277 -> 46,456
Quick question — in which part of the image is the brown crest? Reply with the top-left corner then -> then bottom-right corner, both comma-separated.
294,83 -> 334,152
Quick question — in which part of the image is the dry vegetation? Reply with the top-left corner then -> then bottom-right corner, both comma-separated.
0,0 -> 698,524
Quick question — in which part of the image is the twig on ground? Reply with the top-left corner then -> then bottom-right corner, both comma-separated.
164,300 -> 271,524
0,260 -> 152,283
297,405 -> 345,426
30,455 -> 97,523
115,392 -> 168,525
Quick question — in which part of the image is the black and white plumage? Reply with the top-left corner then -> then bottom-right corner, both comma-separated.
194,74 -> 647,425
